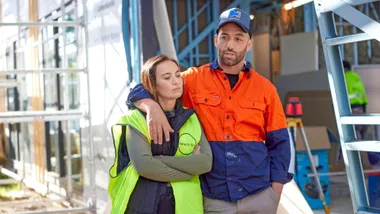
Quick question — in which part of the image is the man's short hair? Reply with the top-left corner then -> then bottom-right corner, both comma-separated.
342,60 -> 351,70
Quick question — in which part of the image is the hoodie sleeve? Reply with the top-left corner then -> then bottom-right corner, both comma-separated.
126,83 -> 154,109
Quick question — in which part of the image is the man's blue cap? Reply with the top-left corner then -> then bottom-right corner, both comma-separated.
217,8 -> 252,37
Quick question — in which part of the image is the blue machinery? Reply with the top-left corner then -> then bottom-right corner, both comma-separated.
121,0 -> 380,213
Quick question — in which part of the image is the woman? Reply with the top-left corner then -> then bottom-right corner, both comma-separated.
108,54 -> 212,214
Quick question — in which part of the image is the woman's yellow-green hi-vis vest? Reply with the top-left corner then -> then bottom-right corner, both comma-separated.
108,109 -> 203,214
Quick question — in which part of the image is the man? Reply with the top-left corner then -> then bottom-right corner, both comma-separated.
342,60 -> 369,140
342,60 -> 368,115
127,8 -> 293,213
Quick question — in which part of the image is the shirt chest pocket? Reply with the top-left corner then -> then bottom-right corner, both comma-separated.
194,94 -> 222,107
193,94 -> 222,131
193,94 -> 222,117
236,100 -> 266,134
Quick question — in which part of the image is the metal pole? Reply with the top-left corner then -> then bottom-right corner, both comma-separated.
130,0 -> 142,83
153,0 -> 178,61
241,0 -> 252,66
0,110 -> 84,123
61,0 -> 72,201
0,21 -> 82,27
14,206 -> 91,214
0,199 -> 64,206
0,68 -> 86,75
339,17 -> 344,60
299,126 -> 330,212
15,0 -> 27,192
369,2 -> 379,22
186,0 -> 193,66
307,169 -> 380,177
15,31 -> 67,54
0,80 -> 19,88
82,0 -> 97,212
70,197 -> 89,207
365,4 -> 372,59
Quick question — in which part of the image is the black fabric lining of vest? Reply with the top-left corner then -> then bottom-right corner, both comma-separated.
117,125 -> 130,175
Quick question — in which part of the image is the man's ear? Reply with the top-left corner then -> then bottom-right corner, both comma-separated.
246,38 -> 252,52
214,34 -> 218,49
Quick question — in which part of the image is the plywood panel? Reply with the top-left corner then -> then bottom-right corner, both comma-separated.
253,33 -> 271,80
277,180 -> 313,214
272,50 -> 281,82
353,65 -> 380,113
280,31 -> 319,75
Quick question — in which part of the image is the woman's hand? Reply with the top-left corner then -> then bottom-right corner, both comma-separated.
192,145 -> 201,155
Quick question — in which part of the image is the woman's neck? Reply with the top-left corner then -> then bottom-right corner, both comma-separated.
158,98 -> 176,111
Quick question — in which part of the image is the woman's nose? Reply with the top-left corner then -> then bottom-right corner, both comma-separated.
172,77 -> 180,85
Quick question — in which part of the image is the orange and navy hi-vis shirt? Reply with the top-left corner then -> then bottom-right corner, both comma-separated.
127,59 -> 293,202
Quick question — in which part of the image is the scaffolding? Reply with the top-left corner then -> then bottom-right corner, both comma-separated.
0,0 -> 96,213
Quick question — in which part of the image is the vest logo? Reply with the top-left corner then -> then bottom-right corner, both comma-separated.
178,133 -> 197,155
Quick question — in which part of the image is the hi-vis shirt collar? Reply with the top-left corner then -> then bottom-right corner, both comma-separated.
208,59 -> 251,72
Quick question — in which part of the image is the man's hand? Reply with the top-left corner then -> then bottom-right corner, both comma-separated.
271,182 -> 283,198
136,99 -> 174,144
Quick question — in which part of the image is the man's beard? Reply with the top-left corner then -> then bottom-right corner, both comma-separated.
219,45 -> 247,66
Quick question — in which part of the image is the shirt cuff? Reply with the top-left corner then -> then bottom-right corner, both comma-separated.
270,169 -> 294,184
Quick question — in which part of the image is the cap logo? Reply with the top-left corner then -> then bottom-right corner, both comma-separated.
228,10 -> 241,20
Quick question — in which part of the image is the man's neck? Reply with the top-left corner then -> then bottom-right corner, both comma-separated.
218,59 -> 245,75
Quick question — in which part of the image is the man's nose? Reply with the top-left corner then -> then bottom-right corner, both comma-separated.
226,40 -> 234,50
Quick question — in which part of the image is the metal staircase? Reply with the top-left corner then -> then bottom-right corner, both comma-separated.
122,0 -> 259,84
172,0 -> 254,67
313,0 -> 380,213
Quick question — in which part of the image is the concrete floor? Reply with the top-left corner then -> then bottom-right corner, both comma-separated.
314,176 -> 354,214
